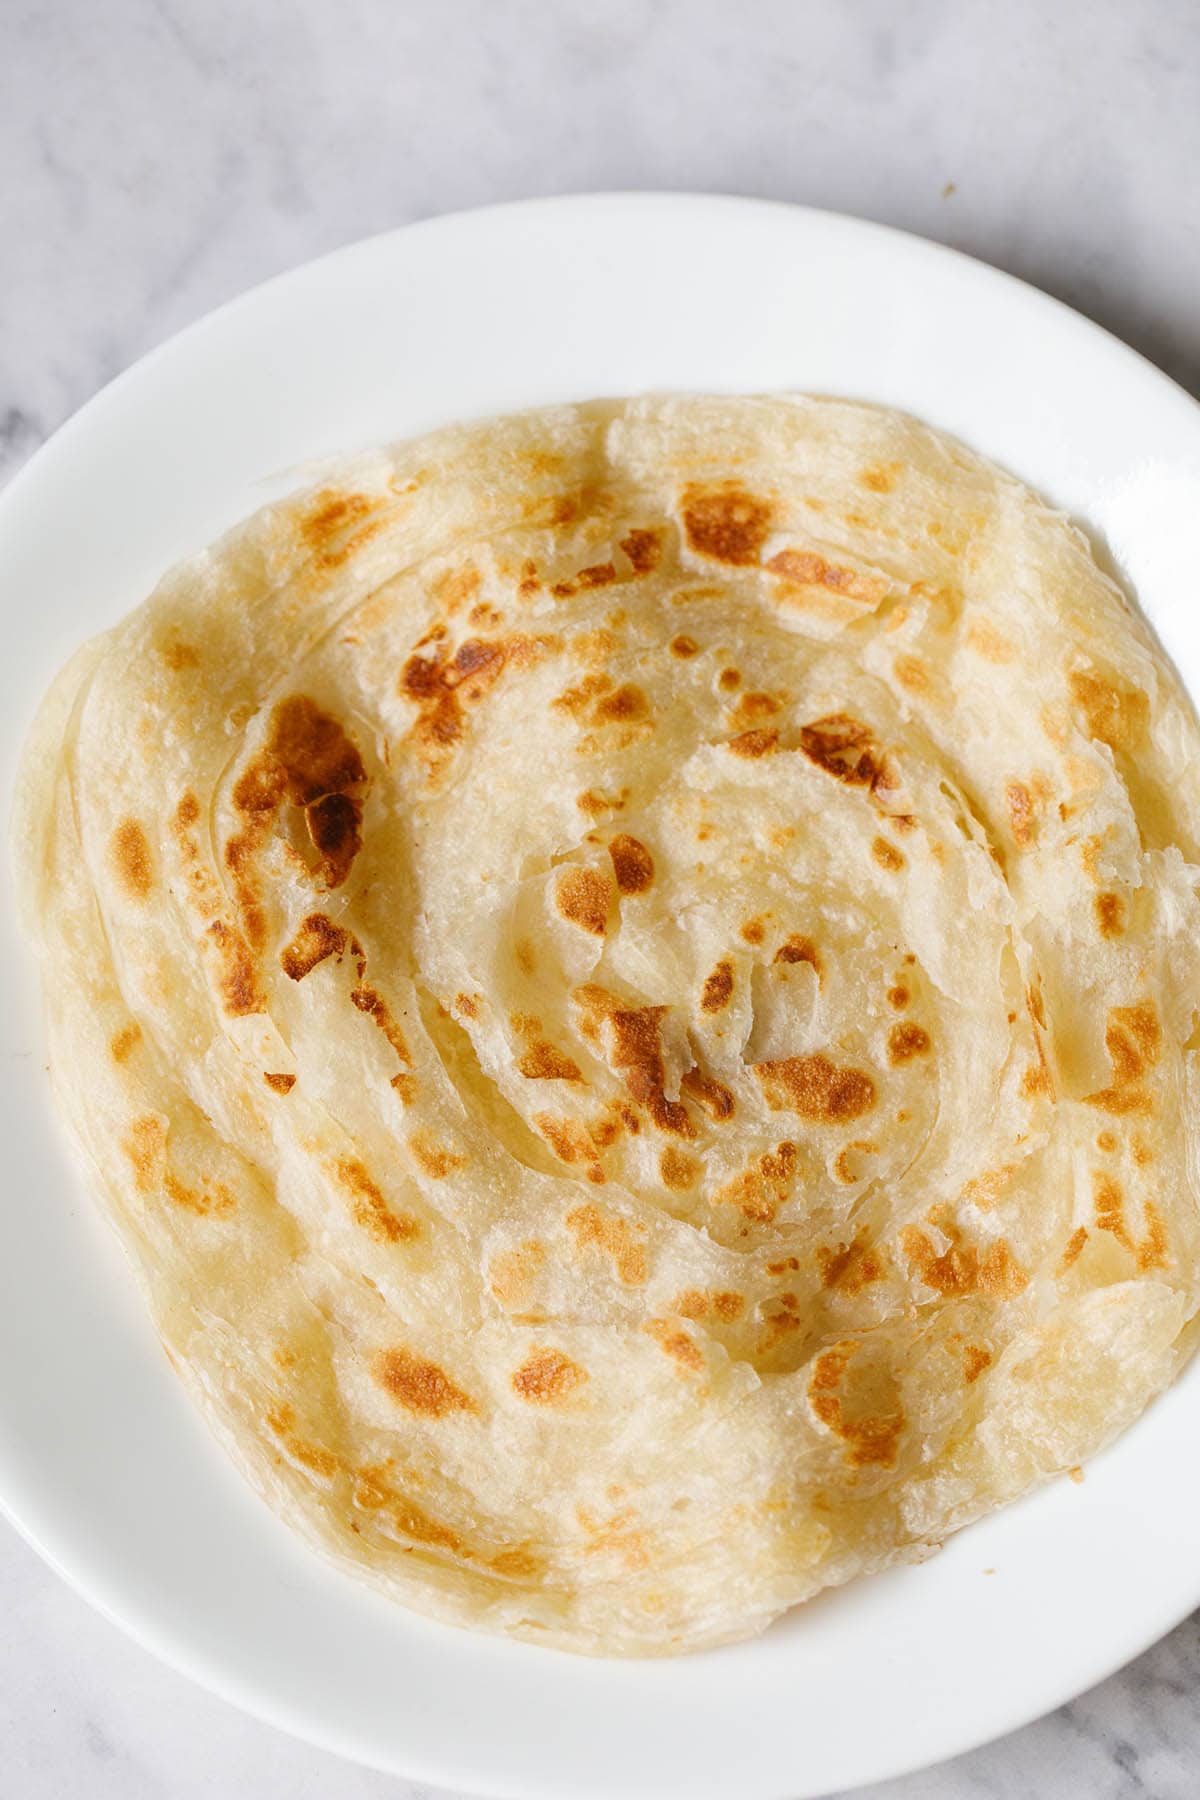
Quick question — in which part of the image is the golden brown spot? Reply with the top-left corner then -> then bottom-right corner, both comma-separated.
730,692 -> 781,731
963,1345 -> 992,1383
670,633 -> 700,658
371,1347 -> 476,1417
1005,781 -> 1036,849
206,918 -> 265,1017
554,672 -> 611,716
659,1146 -> 700,1190
817,1228 -> 886,1294
112,819 -> 154,901
887,984 -> 910,1010
644,1318 -> 705,1373
576,1505 -> 650,1570
740,916 -> 766,945
680,1067 -> 735,1121
109,1023 -> 142,1064
281,912 -> 348,980
554,865 -> 611,936
592,682 -> 649,724
700,958 -> 735,1014
515,938 -> 536,977
390,1494 -> 462,1552
300,490 -> 383,568
1068,669 -> 1149,752
959,1164 -> 1017,1211
350,981 -> 411,1065
894,654 -> 931,696
713,1290 -> 744,1321
1093,1170 -> 1128,1246
1083,1086 -> 1154,1117
1105,1001 -> 1161,1083
1092,1171 -> 1167,1269
718,667 -> 741,693
587,1102 -> 638,1152
489,1541 -> 550,1572
454,992 -> 481,1019
774,935 -> 822,980
1057,1226 -> 1089,1274
266,694 -> 366,879
332,1157 -> 419,1243
1137,1202 -> 1168,1271
901,1225 -> 1028,1299
726,727 -> 779,758
767,1256 -> 800,1274
713,1142 -> 798,1223
620,527 -> 662,574
122,1113 -> 166,1193
1132,1135 -> 1154,1167
516,1040 -> 582,1082
565,1203 -> 647,1285
608,834 -> 655,895
860,462 -> 900,494
399,637 -> 513,763
1095,892 -> 1126,938
489,1238 -> 546,1308
552,561 -> 618,599
577,787 -> 626,817
681,483 -> 772,565
228,698 -> 367,918
872,835 -> 905,872
303,793 -> 361,888
798,714 -> 886,790
1096,1130 -> 1118,1153
602,1007 -> 695,1137
755,1054 -> 875,1122
1081,833 -> 1107,880
408,1131 -> 466,1180
161,1171 -> 234,1217
574,637 -> 622,685
535,1114 -> 605,1181
1081,1003 -> 1160,1115
832,1139 -> 879,1186
966,619 -> 1016,664
158,637 -> 201,672
511,1348 -> 588,1404
887,1022 -> 931,1065
1020,1036 -> 1056,1099
263,1072 -> 296,1095
264,1405 -> 341,1480
766,549 -> 887,605
433,562 -> 483,614
349,1464 -> 392,1510
807,1342 -> 903,1468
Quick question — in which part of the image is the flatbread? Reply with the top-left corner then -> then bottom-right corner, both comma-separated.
15,395 -> 1200,1654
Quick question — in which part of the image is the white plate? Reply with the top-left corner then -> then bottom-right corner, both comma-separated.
3,195 -> 1200,1800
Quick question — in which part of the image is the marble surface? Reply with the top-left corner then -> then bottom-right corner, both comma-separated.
3,1 -> 1200,1795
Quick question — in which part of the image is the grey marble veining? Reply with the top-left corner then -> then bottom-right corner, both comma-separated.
3,1 -> 1200,1795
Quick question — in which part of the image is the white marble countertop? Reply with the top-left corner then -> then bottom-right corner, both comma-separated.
4,2 -> 1200,1795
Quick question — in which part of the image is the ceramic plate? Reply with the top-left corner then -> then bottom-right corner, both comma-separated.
3,195 -> 1200,1800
